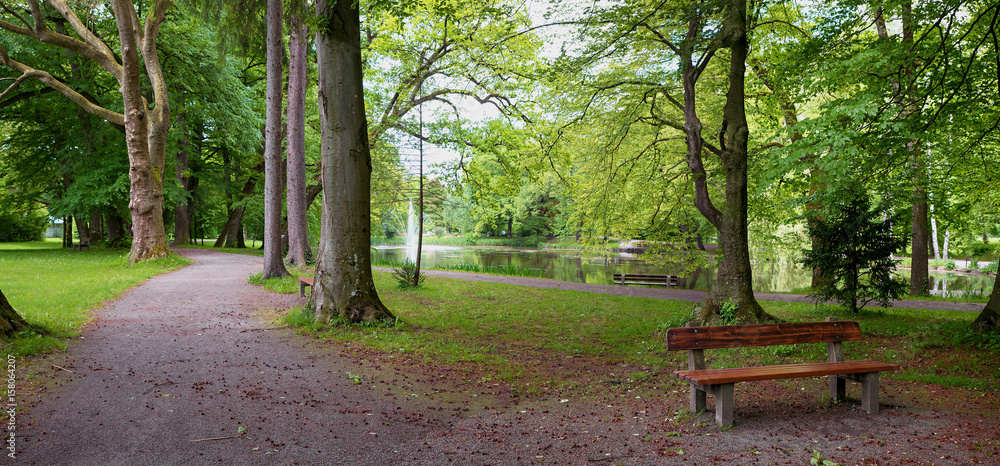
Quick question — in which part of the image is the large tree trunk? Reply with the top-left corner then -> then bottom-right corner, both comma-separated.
110,0 -> 171,262
261,0 -> 289,279
682,0 -> 773,325
284,8 -> 311,267
0,288 -> 32,338
106,211 -> 126,245
311,0 -> 394,323
971,272 -> 1000,332
172,113 -> 192,246
73,214 -> 90,242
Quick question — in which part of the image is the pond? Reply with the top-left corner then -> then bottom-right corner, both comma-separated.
372,244 -> 995,297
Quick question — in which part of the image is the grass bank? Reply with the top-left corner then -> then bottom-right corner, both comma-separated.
268,271 -> 999,396
0,239 -> 189,357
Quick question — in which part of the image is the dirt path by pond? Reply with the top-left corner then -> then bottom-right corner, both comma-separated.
14,249 -> 998,464
393,268 -> 987,313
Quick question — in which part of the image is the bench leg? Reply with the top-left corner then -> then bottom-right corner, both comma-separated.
714,383 -> 734,427
830,374 -> 846,402
299,282 -> 307,297
860,372 -> 880,414
690,382 -> 706,412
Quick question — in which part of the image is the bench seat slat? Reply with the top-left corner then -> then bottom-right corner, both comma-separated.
674,360 -> 899,385
299,276 -> 315,286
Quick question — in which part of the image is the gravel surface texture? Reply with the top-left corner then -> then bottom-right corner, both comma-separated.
14,249 -> 998,464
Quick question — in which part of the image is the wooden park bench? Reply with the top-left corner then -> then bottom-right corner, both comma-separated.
298,276 -> 314,297
72,237 -> 90,252
666,317 -> 898,426
613,273 -> 678,287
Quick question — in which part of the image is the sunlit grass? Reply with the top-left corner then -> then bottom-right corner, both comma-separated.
269,270 -> 998,394
0,242 -> 190,357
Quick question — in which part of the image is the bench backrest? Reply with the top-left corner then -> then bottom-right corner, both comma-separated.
666,321 -> 862,351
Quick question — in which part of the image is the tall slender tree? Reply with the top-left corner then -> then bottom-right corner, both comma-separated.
311,0 -> 394,322
285,0 -> 311,267
261,0 -> 289,278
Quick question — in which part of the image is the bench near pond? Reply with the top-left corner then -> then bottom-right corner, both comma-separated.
612,273 -> 679,287
666,317 -> 898,426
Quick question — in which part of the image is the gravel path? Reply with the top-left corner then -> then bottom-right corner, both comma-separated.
15,249 -> 997,464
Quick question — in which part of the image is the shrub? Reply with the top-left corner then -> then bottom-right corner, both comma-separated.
801,190 -> 906,313
969,258 -> 979,270
945,260 -> 956,271
0,210 -> 47,242
982,261 -> 999,274
392,260 -> 425,288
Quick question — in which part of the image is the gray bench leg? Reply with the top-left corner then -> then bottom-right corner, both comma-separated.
714,383 -> 734,426
860,372 -> 880,413
690,382 -> 706,412
830,374 -> 846,402
299,281 -> 308,297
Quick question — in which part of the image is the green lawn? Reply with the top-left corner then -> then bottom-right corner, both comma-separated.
0,239 -> 189,357
277,271 -> 999,395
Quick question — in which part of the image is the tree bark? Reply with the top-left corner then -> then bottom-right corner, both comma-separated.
109,0 -> 171,262
106,211 -> 126,245
262,0 -> 289,278
284,8 -> 311,267
311,0 -> 394,323
73,214 -> 90,242
682,0 -> 774,325
972,271 -> 1000,332
0,288 -> 32,338
172,113 -> 192,246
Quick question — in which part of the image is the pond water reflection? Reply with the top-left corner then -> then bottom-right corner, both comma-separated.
372,245 -> 994,296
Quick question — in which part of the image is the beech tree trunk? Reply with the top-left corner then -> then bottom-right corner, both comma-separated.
681,0 -> 774,325
173,114 -> 192,246
261,0 -> 289,279
110,0 -> 171,262
284,8 -> 311,267
972,272 -> 1000,332
311,0 -> 394,323
0,288 -> 32,338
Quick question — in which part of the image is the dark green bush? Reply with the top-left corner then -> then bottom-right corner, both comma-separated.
0,210 -> 48,242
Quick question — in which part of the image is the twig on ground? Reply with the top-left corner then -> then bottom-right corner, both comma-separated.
51,364 -> 74,373
190,435 -> 242,442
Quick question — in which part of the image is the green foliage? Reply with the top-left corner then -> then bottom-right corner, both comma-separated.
434,262 -> 544,278
0,208 -> 47,242
945,260 -> 956,271
801,191 -> 907,313
810,449 -> 844,466
982,261 -> 999,275
392,260 -> 425,288
720,299 -> 739,325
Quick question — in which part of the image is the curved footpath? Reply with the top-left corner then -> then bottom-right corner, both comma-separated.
15,249 -> 996,464
393,268 -> 986,313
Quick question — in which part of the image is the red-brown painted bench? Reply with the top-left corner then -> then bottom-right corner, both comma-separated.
298,276 -> 314,297
666,317 -> 898,426
613,273 -> 679,287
